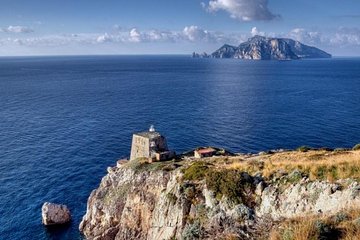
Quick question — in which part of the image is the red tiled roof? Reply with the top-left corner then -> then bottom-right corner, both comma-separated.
197,148 -> 216,154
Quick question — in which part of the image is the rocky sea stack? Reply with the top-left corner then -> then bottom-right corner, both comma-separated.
42,202 -> 71,226
80,148 -> 360,240
193,35 -> 332,60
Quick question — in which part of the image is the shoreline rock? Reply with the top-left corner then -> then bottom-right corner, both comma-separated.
42,202 -> 71,226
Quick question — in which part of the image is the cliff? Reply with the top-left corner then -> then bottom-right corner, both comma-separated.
195,36 -> 331,60
80,148 -> 360,240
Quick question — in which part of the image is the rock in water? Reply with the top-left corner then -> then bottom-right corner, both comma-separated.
42,202 -> 71,225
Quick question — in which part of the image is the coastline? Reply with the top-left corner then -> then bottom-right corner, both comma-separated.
79,145 -> 360,240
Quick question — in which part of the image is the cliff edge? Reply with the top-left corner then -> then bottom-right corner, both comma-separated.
80,148 -> 360,240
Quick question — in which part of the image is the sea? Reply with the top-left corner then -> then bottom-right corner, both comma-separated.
0,55 -> 360,239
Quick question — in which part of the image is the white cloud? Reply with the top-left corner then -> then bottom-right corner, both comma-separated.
251,27 -> 265,36
182,25 -> 241,43
1,25 -> 33,33
204,0 -> 278,21
96,33 -> 112,43
283,27 -> 360,47
183,26 -> 209,41
287,28 -> 322,45
129,28 -> 141,42
328,27 -> 360,46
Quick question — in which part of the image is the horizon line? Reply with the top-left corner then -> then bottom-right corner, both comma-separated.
0,53 -> 359,58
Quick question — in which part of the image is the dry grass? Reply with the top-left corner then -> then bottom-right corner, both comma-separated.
269,208 -> 360,240
226,150 -> 360,182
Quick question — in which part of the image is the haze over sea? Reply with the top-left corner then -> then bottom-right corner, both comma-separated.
1,56 -> 360,239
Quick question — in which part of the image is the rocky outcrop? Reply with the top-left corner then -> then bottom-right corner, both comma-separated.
192,52 -> 210,58
79,161 -> 360,240
257,180 -> 360,220
42,202 -> 71,225
193,36 -> 331,60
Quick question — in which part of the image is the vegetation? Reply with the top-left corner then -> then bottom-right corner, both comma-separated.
334,148 -> 349,152
205,169 -> 254,205
182,161 -> 254,204
179,148 -> 360,204
228,150 -> 360,182
166,192 -> 178,205
269,209 -> 360,240
353,143 -> 360,151
124,158 -> 181,172
182,161 -> 211,181
296,146 -> 312,152
103,183 -> 131,205
182,220 -> 202,240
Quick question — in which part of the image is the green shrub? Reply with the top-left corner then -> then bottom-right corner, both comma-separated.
317,166 -> 327,179
182,163 -> 255,205
182,161 -> 210,181
334,148 -> 348,152
353,144 -> 360,151
182,220 -> 201,240
332,212 -> 349,224
166,193 -> 178,205
205,169 -> 254,205
296,146 -> 312,152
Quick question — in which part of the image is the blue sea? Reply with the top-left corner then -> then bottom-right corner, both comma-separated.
0,55 -> 360,239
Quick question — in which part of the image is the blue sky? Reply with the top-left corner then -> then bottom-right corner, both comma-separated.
0,0 -> 359,56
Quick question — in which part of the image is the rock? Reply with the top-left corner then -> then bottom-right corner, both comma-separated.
42,202 -> 71,225
192,52 -> 210,58
255,182 -> 265,196
203,188 -> 217,208
257,181 -> 360,220
230,204 -> 254,220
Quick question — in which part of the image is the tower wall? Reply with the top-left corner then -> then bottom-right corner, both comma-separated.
130,135 -> 150,160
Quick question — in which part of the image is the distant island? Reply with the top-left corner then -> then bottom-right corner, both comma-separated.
193,35 -> 332,60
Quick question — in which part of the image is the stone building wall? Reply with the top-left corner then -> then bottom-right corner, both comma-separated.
130,135 -> 150,160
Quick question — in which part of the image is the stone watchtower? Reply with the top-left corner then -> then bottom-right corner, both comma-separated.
130,125 -> 175,161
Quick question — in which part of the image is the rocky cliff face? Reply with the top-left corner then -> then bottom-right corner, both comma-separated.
196,36 -> 331,60
80,156 -> 360,240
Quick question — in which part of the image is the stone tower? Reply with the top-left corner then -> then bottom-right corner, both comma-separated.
130,125 -> 175,161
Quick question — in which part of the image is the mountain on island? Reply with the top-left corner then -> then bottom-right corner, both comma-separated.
193,35 -> 331,60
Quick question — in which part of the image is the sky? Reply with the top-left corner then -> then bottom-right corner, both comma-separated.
0,0 -> 359,56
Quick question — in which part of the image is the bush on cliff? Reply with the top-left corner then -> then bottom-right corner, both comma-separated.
296,146 -> 312,152
353,144 -> 360,151
205,170 -> 254,205
182,162 -> 255,205
182,161 -> 210,181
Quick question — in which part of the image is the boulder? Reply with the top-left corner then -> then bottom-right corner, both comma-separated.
42,202 -> 71,225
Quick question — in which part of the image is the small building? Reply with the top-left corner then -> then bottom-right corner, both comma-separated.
194,147 -> 217,158
130,125 -> 175,162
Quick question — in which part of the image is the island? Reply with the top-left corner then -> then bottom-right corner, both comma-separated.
79,128 -> 360,240
193,35 -> 332,60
